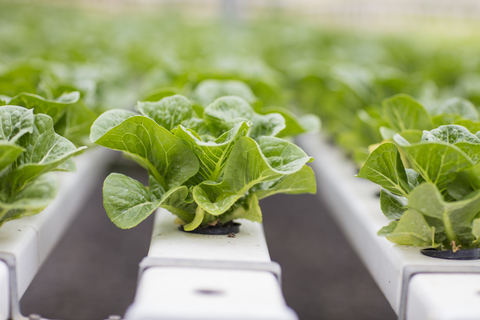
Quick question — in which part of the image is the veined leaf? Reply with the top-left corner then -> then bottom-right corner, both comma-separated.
434,98 -> 479,121
103,173 -> 193,229
137,95 -> 194,131
380,188 -> 408,220
252,165 -> 316,200
0,143 -> 24,173
408,183 -> 480,247
0,106 -> 34,143
55,101 -> 98,146
8,91 -> 80,123
260,106 -> 320,138
357,142 -> 410,196
5,114 -> 85,192
382,94 -> 433,132
203,96 -> 285,140
422,125 -> 480,144
422,125 -> 480,163
192,79 -> 257,106
395,135 -> 474,192
378,209 -> 435,247
219,193 -> 262,224
91,113 -> 199,189
193,136 -> 313,215
175,121 -> 250,182
0,173 -> 57,225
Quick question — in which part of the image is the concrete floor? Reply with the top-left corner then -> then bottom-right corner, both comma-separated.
20,160 -> 396,320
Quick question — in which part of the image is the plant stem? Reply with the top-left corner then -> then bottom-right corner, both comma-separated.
0,207 -> 8,222
443,210 -> 460,248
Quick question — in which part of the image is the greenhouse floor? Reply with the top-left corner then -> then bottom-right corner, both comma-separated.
19,160 -> 396,320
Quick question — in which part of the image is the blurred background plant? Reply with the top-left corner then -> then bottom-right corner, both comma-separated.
2,0 -> 480,319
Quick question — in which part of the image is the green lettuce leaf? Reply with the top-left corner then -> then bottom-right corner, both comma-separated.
394,134 -> 474,192
137,95 -> 194,131
378,209 -> 435,247
382,94 -> 433,132
408,183 -> 480,248
192,79 -> 258,107
8,91 -> 80,123
357,142 -> 411,196
91,113 -> 199,189
203,96 -> 285,140
192,136 -> 313,215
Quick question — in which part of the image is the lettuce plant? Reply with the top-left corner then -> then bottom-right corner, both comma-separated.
358,119 -> 480,250
0,105 -> 86,225
90,94 -> 317,231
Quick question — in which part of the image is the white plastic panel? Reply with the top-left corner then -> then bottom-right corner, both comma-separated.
128,268 -> 297,320
297,134 -> 480,316
407,274 -> 480,320
0,147 -> 113,317
0,262 -> 9,320
126,209 -> 297,320
148,209 -> 271,262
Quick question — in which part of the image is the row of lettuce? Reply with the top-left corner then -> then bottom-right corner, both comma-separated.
1,4 -> 480,249
0,72 -> 319,228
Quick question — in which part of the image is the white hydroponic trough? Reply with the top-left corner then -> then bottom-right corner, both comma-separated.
297,133 -> 480,320
125,208 -> 297,320
0,147 -> 113,320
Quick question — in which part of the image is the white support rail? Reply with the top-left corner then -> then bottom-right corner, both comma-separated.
125,209 -> 297,320
297,134 -> 480,320
0,147 -> 113,320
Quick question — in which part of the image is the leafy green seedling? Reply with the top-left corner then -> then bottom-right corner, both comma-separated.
91,94 -> 317,231
0,105 -> 86,225
359,122 -> 480,250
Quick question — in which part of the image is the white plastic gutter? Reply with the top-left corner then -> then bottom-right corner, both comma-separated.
125,209 -> 298,320
297,133 -> 480,320
0,147 -> 113,320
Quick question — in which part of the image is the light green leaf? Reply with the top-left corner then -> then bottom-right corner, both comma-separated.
0,173 -> 57,225
260,106 -> 320,138
175,121 -> 250,182
434,98 -> 479,121
8,92 -> 80,123
55,102 -> 97,146
203,96 -> 285,140
103,173 -> 191,229
380,188 -> 408,220
183,206 -> 205,231
422,125 -> 480,144
398,130 -> 423,144
379,126 -> 396,140
395,135 -> 474,191
252,165 -> 316,200
382,94 -> 433,132
0,106 -> 34,143
357,142 -> 410,196
192,79 -> 257,106
219,193 -> 262,224
91,113 -> 199,189
5,114 -> 85,192
90,109 -> 137,142
143,87 -> 179,102
422,125 -> 480,163
4,172 -> 57,209
472,219 -> 480,247
408,183 -> 480,247
454,119 -> 480,134
137,95 -> 194,131
379,209 -> 434,246
0,143 -> 24,173
193,136 -> 313,215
